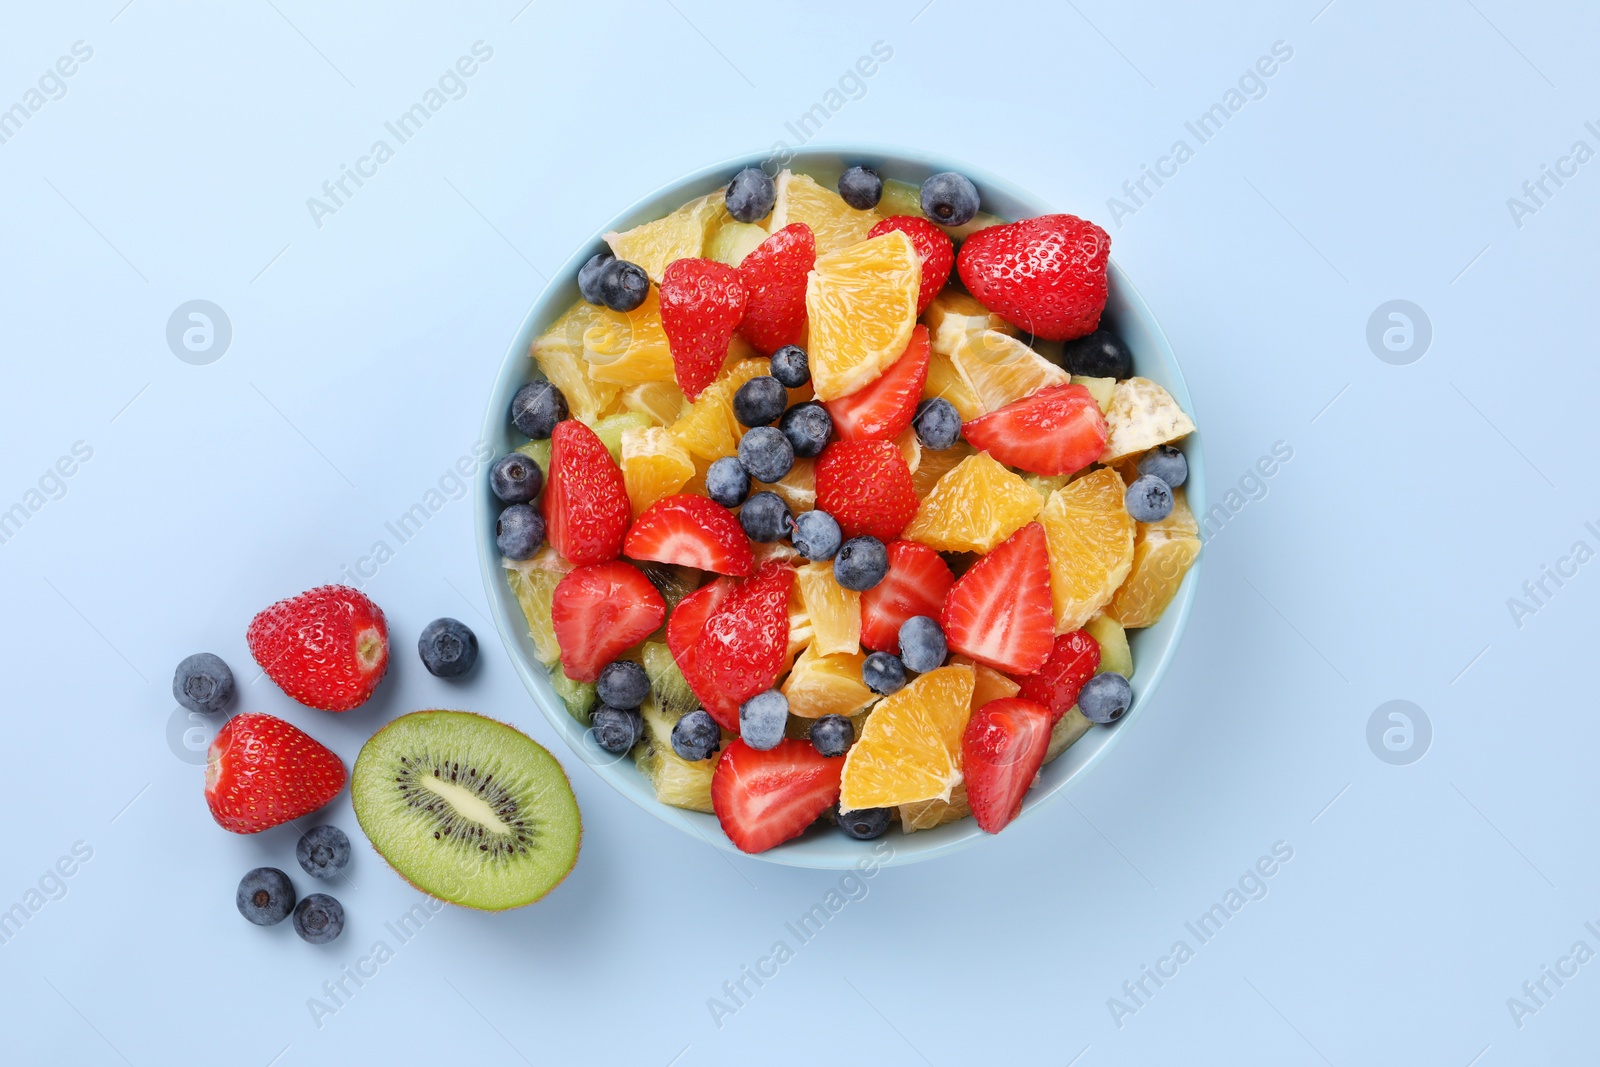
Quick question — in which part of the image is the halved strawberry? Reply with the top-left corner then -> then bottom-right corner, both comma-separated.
625,494 -> 754,577
859,540 -> 954,653
1013,630 -> 1101,724
962,698 -> 1052,833
543,420 -> 631,565
962,383 -> 1108,477
737,223 -> 815,355
941,522 -> 1054,674
550,561 -> 666,682
660,258 -> 747,400
868,216 -> 953,315
824,325 -> 930,442
711,738 -> 843,853
957,214 -> 1109,342
682,561 -> 793,730
814,440 -> 918,541
666,577 -> 735,666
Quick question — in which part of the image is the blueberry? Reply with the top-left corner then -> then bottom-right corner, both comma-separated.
733,376 -> 787,427
489,453 -> 543,504
236,867 -> 295,926
791,510 -> 842,561
726,167 -> 776,223
920,171 -> 980,226
1137,445 -> 1188,489
834,536 -> 888,591
738,426 -> 794,483
838,166 -> 883,210
510,381 -> 568,439
1078,672 -> 1132,724
591,705 -> 643,754
596,660 -> 650,709
739,491 -> 793,543
912,398 -> 962,450
810,714 -> 853,758
418,617 -> 479,678
496,504 -> 546,560
1125,475 -> 1174,523
739,690 -> 789,751
769,344 -> 810,388
1061,329 -> 1133,380
598,259 -> 650,313
839,806 -> 891,840
295,826 -> 351,880
862,651 -> 906,696
779,402 -> 832,459
578,251 -> 614,305
671,709 -> 721,762
897,616 -> 947,673
173,652 -> 233,715
706,456 -> 751,508
293,893 -> 345,944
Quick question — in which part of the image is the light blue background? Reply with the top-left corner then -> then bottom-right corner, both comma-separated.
1,2 -> 1594,1064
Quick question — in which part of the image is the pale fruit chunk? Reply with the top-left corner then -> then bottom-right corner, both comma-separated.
805,230 -> 921,401
879,179 -> 1007,240
1141,486 -> 1198,540
945,329 -> 1070,415
839,664 -> 974,811
899,781 -> 970,832
670,358 -> 772,460
707,220 -> 769,266
767,457 -> 815,511
583,289 -> 676,384
590,412 -> 652,462
910,439 -> 974,499
622,379 -> 688,426
1099,377 -> 1196,463
903,452 -> 1041,553
771,170 -> 881,254
1084,614 -> 1132,678
1044,707 -> 1092,764
503,547 -> 572,667
1107,523 -> 1200,629
783,645 -> 876,719
1071,375 -> 1116,413
621,426 -> 695,518
531,303 -> 621,424
636,698 -> 718,812
796,561 -> 860,656
1040,468 -> 1136,633
604,190 -> 730,283
922,289 -> 1016,341
923,350 -> 984,422
895,427 -> 921,476
1023,473 -> 1073,504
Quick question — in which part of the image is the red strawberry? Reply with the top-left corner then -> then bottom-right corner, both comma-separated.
625,493 -> 754,577
682,561 -> 793,730
247,585 -> 388,712
543,420 -> 630,566
711,738 -> 843,853
737,223 -> 815,354
814,440 -> 918,541
824,325 -> 930,442
859,540 -> 954,653
962,382 -> 1108,476
1013,630 -> 1101,724
962,698 -> 1052,833
957,214 -> 1110,341
660,258 -> 747,399
868,216 -> 953,315
204,713 -> 347,834
550,561 -> 666,682
666,577 -> 736,667
941,522 -> 1054,674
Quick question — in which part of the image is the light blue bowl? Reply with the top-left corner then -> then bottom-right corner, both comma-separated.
477,146 -> 1204,869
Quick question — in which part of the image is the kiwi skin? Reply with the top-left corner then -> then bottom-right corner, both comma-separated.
352,710 -> 581,911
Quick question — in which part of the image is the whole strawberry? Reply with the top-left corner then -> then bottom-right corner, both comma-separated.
205,713 -> 347,833
660,258 -> 747,400
247,585 -> 389,711
544,419 -> 630,565
814,440 -> 918,541
868,216 -> 952,315
956,214 -> 1109,342
737,223 -> 815,355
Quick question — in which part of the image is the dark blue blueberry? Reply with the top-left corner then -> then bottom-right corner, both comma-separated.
295,826 -> 351,880
596,660 -> 651,709
726,167 -> 776,223
489,453 -> 543,504
733,376 -> 787,427
839,806 -> 891,840
598,259 -> 650,312
1078,672 -> 1132,724
1125,475 -> 1174,523
897,616 -> 947,674
510,381 -> 568,439
418,617 -> 478,678
810,714 -> 853,758
912,398 -> 962,450
236,867 -> 295,926
738,426 -> 794,483
838,166 -> 883,210
292,893 -> 345,944
671,709 -> 721,762
739,491 -> 793,543
1137,444 -> 1187,489
779,401 -> 832,459
769,345 -> 810,388
920,171 -> 980,226
591,705 -> 643,754
706,457 -> 751,508
578,251 -> 614,305
739,690 -> 789,751
1061,329 -> 1133,380
496,504 -> 545,560
791,510 -> 842,561
862,651 -> 906,696
173,652 -> 233,715
833,536 -> 888,591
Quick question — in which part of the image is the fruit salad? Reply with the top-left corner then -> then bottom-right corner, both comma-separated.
494,163 -> 1199,853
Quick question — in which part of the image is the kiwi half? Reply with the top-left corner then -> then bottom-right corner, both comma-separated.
352,710 -> 580,910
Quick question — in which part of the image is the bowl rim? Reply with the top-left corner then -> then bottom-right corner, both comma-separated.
476,143 -> 1204,869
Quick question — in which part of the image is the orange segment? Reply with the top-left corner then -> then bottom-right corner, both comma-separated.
622,379 -> 688,426
795,561 -> 860,656
970,661 -> 1021,707
604,190 -> 730,283
911,439 -> 974,499
620,427 -> 695,518
782,645 -> 876,719
1107,489 -> 1200,628
899,781 -> 970,832
669,358 -> 771,461
921,289 -> 1015,340
839,664 -> 974,810
531,301 -> 620,423
944,329 -> 1070,415
771,170 -> 881,254
923,350 -> 983,422
767,457 -> 815,511
1039,468 -> 1135,632
583,289 -> 675,384
903,451 -> 1041,553
894,428 -> 921,477
805,231 -> 921,401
